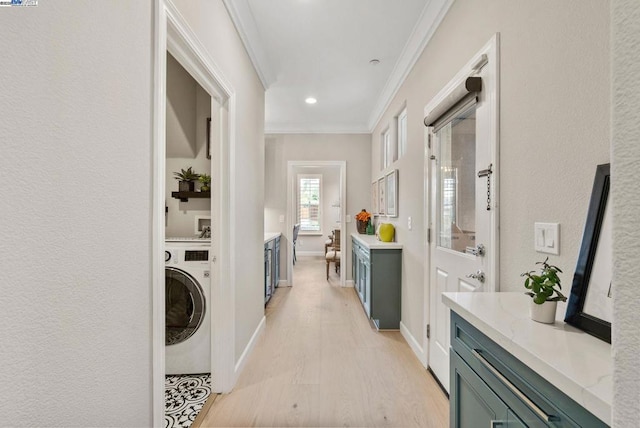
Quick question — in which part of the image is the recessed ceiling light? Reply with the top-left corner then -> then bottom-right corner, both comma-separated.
305,97 -> 317,104
369,59 -> 380,66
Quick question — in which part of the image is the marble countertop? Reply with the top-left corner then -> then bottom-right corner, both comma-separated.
351,233 -> 402,249
442,292 -> 612,425
264,232 -> 281,243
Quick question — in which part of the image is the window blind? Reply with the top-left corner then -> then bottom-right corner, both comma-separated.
424,76 -> 482,132
298,176 -> 321,232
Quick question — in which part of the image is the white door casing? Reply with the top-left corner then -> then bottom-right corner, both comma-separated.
286,161 -> 347,287
154,0 -> 237,425
424,35 -> 500,393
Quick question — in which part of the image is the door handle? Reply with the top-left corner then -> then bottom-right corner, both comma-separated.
473,349 -> 553,422
466,270 -> 485,283
466,243 -> 486,257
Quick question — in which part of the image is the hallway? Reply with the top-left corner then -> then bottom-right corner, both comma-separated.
196,256 -> 448,427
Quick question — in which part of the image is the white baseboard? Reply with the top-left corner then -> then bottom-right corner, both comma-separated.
345,280 -> 354,288
278,279 -> 289,287
234,315 -> 266,378
400,321 -> 427,368
296,251 -> 325,256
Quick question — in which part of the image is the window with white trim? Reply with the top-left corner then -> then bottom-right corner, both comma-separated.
297,174 -> 322,234
381,128 -> 392,169
397,107 -> 407,158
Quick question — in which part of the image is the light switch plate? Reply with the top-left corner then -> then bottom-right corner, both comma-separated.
408,216 -> 412,230
346,215 -> 351,223
534,222 -> 560,255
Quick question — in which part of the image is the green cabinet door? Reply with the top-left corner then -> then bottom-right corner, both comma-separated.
451,349 -> 509,428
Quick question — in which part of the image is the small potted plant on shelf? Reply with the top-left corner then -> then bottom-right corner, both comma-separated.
355,209 -> 371,234
198,173 -> 211,192
173,167 -> 199,192
521,257 -> 567,324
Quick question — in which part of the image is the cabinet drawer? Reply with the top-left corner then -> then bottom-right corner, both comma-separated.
451,313 -> 607,427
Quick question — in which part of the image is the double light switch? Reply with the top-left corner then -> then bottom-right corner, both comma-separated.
534,222 -> 560,255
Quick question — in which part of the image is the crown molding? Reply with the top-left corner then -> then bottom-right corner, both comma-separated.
265,122 -> 371,135
222,0 -> 274,89
367,0 -> 454,132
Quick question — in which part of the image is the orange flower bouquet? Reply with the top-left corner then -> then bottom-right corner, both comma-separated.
355,209 -> 371,234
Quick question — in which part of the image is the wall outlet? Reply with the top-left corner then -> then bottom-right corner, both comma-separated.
279,214 -> 285,223
298,239 -> 303,246
346,215 -> 351,223
408,216 -> 412,230
534,222 -> 560,255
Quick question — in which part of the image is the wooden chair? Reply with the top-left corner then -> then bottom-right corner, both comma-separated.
324,232 -> 334,255
325,229 -> 341,280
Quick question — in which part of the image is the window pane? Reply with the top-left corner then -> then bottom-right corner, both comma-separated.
298,176 -> 321,232
436,107 -> 476,253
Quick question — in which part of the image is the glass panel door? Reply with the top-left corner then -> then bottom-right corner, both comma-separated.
436,107 -> 477,254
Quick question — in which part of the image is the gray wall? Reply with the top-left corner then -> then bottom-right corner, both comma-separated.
0,2 -> 153,425
166,52 -> 197,158
166,80 -> 212,238
265,134 -> 371,282
371,0 -> 610,349
612,0 -> 640,424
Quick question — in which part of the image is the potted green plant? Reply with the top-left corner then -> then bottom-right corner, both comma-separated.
198,173 -> 211,192
521,257 -> 567,323
173,167 -> 199,192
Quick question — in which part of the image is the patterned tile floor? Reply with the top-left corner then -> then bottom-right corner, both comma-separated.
165,373 -> 212,428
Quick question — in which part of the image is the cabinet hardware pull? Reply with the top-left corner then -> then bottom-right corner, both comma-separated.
490,421 -> 505,428
472,349 -> 552,422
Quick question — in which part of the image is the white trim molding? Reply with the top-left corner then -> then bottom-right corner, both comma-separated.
400,322 -> 427,368
154,0 -> 238,423
287,161 -> 347,288
234,316 -> 266,378
368,0 -> 455,131
222,0 -> 273,89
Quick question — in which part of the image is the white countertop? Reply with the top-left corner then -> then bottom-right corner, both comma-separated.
264,232 -> 281,243
442,292 -> 612,425
351,232 -> 402,249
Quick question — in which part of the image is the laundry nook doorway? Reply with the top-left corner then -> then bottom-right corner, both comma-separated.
153,1 -> 237,425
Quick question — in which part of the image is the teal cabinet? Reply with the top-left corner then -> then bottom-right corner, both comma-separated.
450,312 -> 608,427
264,235 -> 280,305
351,236 -> 401,329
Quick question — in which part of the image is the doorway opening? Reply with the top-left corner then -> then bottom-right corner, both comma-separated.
154,1 -> 236,425
286,161 -> 347,287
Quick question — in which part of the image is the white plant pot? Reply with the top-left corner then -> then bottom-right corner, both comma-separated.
529,300 -> 557,324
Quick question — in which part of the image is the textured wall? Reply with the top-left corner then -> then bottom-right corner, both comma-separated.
171,0 -> 266,362
0,1 -> 153,426
265,134 -> 372,281
612,0 -> 640,424
371,0 -> 610,351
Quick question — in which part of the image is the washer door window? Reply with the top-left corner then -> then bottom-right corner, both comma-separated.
165,267 -> 206,346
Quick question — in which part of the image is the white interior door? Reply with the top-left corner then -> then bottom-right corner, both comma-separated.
428,106 -> 491,392
425,36 -> 499,394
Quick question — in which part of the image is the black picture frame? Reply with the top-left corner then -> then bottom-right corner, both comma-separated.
206,117 -> 211,160
564,163 -> 611,343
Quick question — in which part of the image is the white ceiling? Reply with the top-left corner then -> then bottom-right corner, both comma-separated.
224,0 -> 454,134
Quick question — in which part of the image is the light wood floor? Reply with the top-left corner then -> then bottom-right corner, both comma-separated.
195,256 -> 449,427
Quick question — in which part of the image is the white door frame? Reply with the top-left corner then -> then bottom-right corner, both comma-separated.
153,0 -> 236,424
422,34 -> 500,368
286,161 -> 347,287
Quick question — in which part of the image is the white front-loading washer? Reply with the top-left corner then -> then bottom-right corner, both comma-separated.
165,241 -> 211,375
